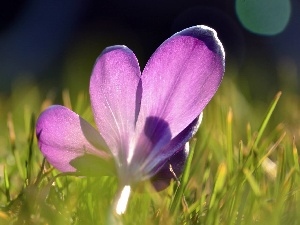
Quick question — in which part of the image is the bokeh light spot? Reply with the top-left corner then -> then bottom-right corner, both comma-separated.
235,0 -> 291,35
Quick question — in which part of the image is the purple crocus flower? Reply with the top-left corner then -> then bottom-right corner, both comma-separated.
36,25 -> 225,214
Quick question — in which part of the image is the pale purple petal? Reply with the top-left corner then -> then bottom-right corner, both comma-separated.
36,105 -> 110,172
151,143 -> 189,191
134,25 -> 224,165
144,114 -> 202,175
128,114 -> 201,182
89,46 -> 141,164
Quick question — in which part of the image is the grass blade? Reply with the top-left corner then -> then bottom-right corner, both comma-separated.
253,91 -> 282,149
208,162 -> 227,209
169,139 -> 197,214
3,165 -> 10,202
243,168 -> 261,197
227,108 -> 233,174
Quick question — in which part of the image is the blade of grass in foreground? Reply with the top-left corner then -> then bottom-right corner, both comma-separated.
243,168 -> 261,197
25,114 -> 35,186
169,138 -> 197,214
7,113 -> 25,180
205,162 -> 227,225
226,108 -> 233,174
253,91 -> 282,149
292,138 -> 299,173
4,165 -> 10,202
208,163 -> 228,209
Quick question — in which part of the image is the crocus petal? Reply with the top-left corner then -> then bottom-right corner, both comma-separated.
151,143 -> 189,191
89,46 -> 141,165
36,105 -> 110,172
131,113 -> 202,180
144,113 -> 202,176
135,25 -> 224,161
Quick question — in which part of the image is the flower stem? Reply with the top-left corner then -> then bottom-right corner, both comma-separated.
115,185 -> 131,215
108,185 -> 131,225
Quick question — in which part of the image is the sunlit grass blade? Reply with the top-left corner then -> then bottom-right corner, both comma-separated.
293,138 -> 299,172
238,140 -> 244,166
3,165 -> 10,202
25,114 -> 35,186
226,108 -> 233,174
246,122 -> 252,147
62,89 -> 72,109
208,162 -> 227,209
258,131 -> 285,177
186,151 -> 213,215
169,139 -> 197,214
253,91 -> 282,149
7,113 -> 25,180
243,168 -> 261,197
205,162 -> 227,225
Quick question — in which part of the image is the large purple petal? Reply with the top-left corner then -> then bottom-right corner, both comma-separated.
134,25 -> 224,165
89,46 -> 141,165
36,105 -> 110,172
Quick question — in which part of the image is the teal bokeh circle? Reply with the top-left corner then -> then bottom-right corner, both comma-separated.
235,0 -> 291,35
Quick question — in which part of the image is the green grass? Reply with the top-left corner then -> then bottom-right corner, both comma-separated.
0,75 -> 299,225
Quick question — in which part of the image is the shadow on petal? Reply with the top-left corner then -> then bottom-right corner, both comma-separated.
144,116 -> 171,150
142,114 -> 201,178
132,116 -> 172,164
135,79 -> 143,125
129,116 -> 172,181
79,117 -> 109,155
